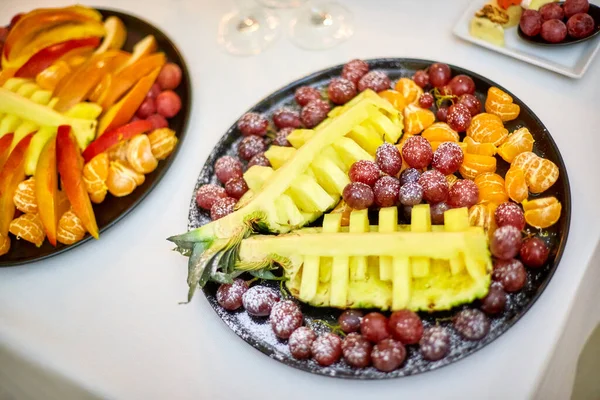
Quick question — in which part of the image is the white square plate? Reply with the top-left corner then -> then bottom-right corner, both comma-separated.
453,1 -> 600,78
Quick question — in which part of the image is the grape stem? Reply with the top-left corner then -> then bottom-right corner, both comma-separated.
431,87 -> 457,109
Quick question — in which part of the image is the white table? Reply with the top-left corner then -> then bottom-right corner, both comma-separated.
1,1 -> 599,399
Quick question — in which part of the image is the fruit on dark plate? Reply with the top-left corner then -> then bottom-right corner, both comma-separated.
454,309 -> 490,341
490,225 -> 522,260
520,9 -> 543,36
388,310 -> 423,345
520,237 -> 550,268
371,338 -> 406,372
342,333 -> 372,368
242,286 -> 280,316
338,309 -> 363,333
295,86 -> 321,107
301,99 -> 330,128
328,78 -> 357,105
567,13 -> 595,39
238,112 -> 268,136
361,312 -> 390,343
428,63 -> 451,88
493,258 -> 527,292
357,71 -> 391,93
270,300 -> 303,339
563,0 -> 590,18
541,19 -> 567,43
349,160 -> 381,187
216,279 -> 249,311
376,143 -> 403,176
289,326 -> 316,359
311,333 -> 342,366
342,182 -> 374,210
419,326 -> 451,361
539,3 -> 565,21
445,74 -> 475,97
480,282 -> 507,315
196,184 -> 227,210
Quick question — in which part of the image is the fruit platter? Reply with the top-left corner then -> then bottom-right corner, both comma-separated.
0,6 -> 190,266
171,58 -> 570,378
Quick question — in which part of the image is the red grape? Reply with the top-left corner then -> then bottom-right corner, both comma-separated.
436,106 -> 449,122
146,113 -> 168,130
328,78 -> 357,105
216,279 -> 249,311
311,333 -> 342,366
563,0 -> 590,18
493,258 -> 527,292
301,99 -> 330,128
400,167 -> 421,186
247,153 -> 271,168
432,142 -> 464,175
541,19 -> 567,43
399,182 -> 423,206
490,225 -> 522,260
446,75 -> 475,97
520,237 -> 550,268
295,86 -> 321,107
418,169 -> 449,203
520,10 -> 543,37
196,183 -> 227,210
342,182 -> 374,210
289,326 -> 316,359
447,179 -> 479,208
338,310 -> 363,333
136,97 -> 156,119
447,103 -> 472,132
402,136 -> 433,169
420,326 -> 451,361
342,333 -> 372,368
376,143 -> 403,176
495,202 -> 525,231
238,112 -> 268,136
273,108 -> 301,129
454,309 -> 490,341
210,197 -> 236,220
238,135 -> 266,161
371,338 -> 406,372
273,127 -> 293,147
215,156 -> 243,184
428,63 -> 452,88
457,94 -> 482,117
480,282 -> 507,315
361,312 -> 390,343
156,90 -> 182,118
242,286 -> 280,316
349,160 -> 381,187
342,59 -> 369,85
430,202 -> 450,224
373,176 -> 401,207
540,3 -> 565,21
157,63 -> 182,90
413,70 -> 429,88
146,83 -> 161,99
567,13 -> 594,39
357,71 -> 391,93
270,300 -> 303,339
225,177 -> 248,199
388,310 -> 423,345
419,92 -> 434,109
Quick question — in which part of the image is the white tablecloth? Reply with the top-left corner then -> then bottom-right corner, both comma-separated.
1,1 -> 599,399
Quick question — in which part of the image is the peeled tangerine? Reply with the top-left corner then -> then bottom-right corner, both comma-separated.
403,104 -> 435,135
394,78 -> 423,105
148,128 -> 178,160
107,141 -> 128,162
469,203 -> 498,239
511,151 -> 558,194
522,196 -> 561,229
463,136 -> 497,157
9,213 -> 45,247
13,177 -> 38,213
505,167 -> 528,203
497,127 -> 534,163
474,172 -> 508,204
459,153 -> 497,179
466,113 -> 508,146
422,123 -> 459,143
83,153 -> 110,204
106,160 -> 145,197
57,209 -> 86,245
485,87 -> 520,122
127,134 -> 158,174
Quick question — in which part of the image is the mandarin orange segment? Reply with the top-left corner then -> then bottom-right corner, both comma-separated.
511,151 -> 538,172
0,232 -> 10,256
421,122 -> 459,143
505,167 -> 529,203
468,203 -> 497,239
497,128 -> 535,163
9,213 -> 45,247
524,157 -> 559,194
83,153 -> 109,204
379,90 -> 408,112
57,209 -> 87,245
463,136 -> 497,156
466,113 -> 508,146
394,78 -> 423,104
459,153 -> 497,179
474,172 -> 508,204
403,103 -> 435,135
485,87 -> 520,122
13,177 -> 38,214
107,141 -> 129,163
523,197 -> 561,229
446,174 -> 459,187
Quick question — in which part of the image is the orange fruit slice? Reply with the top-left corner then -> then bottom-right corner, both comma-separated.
148,128 -> 178,160
9,213 -> 45,247
394,78 -> 423,105
403,103 -> 435,135
466,113 -> 508,146
511,151 -> 538,172
523,196 -> 561,228
83,153 -> 110,204
524,156 -> 559,194
468,203 -> 498,239
422,122 -> 459,143
0,232 -> 10,256
57,209 -> 87,245
485,87 -> 520,122
459,153 -> 497,179
13,177 -> 38,214
379,90 -> 408,112
463,136 -> 497,156
505,167 -> 528,203
497,128 -> 535,163
474,172 -> 508,204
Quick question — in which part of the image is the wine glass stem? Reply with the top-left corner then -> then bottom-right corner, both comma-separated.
232,0 -> 261,33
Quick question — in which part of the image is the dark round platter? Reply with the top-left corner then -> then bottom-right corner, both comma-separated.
187,58 -> 571,379
0,8 -> 191,267
517,2 -> 600,46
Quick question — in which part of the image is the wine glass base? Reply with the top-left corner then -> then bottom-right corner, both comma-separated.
257,0 -> 307,8
289,2 -> 354,50
218,9 -> 281,56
